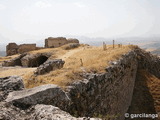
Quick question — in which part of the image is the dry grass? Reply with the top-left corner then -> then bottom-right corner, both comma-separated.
139,70 -> 160,114
24,44 -> 135,88
0,67 -> 36,78
0,55 -> 19,64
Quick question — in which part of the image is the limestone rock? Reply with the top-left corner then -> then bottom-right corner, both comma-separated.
35,59 -> 65,75
0,76 -> 24,91
6,84 -> 70,110
29,104 -> 101,120
2,53 -> 26,67
0,76 -> 24,101
21,53 -> 51,67
0,103 -> 101,120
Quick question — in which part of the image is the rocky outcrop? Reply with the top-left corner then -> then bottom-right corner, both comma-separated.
0,76 -> 24,101
29,104 -> 101,120
0,103 -> 101,120
6,84 -> 70,110
21,53 -> 51,67
2,53 -> 51,67
35,59 -> 65,75
0,76 -> 101,120
2,53 -> 27,66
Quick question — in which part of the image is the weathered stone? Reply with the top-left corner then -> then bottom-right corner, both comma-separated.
6,43 -> 18,56
6,84 -> 70,110
29,104 -> 77,120
66,50 -> 138,120
67,38 -> 79,44
35,59 -> 65,75
0,76 -> 24,101
18,44 -> 36,54
2,53 -> 27,67
6,43 -> 38,56
0,103 -> 101,120
29,104 -> 101,120
21,53 -> 51,67
62,43 -> 80,50
45,37 -> 80,48
0,76 -> 24,91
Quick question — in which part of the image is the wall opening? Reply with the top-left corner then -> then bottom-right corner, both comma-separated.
29,56 -> 48,67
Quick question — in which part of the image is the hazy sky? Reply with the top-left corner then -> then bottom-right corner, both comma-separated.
0,0 -> 160,43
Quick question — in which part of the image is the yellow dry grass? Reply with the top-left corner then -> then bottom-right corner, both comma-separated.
0,55 -> 19,64
0,67 -> 36,78
24,44 -> 136,88
139,70 -> 160,114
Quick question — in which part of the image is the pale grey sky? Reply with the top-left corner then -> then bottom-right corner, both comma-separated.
0,0 -> 160,43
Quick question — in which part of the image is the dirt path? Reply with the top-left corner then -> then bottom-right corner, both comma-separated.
58,47 -> 83,60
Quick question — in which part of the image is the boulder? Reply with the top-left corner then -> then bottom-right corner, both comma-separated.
6,84 -> 70,110
35,59 -> 65,75
29,104 -> 101,120
2,53 -> 27,67
0,103 -> 101,120
0,76 -> 24,91
0,76 -> 24,101
21,53 -> 51,67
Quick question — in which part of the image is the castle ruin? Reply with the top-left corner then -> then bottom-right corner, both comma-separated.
45,37 -> 79,48
6,43 -> 37,56
6,37 -> 79,56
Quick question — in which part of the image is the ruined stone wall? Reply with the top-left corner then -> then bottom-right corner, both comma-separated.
6,43 -> 18,56
18,44 -> 36,54
67,38 -> 79,44
66,51 -> 138,120
6,43 -> 39,56
3,48 -> 160,120
45,37 -> 79,48
45,37 -> 67,48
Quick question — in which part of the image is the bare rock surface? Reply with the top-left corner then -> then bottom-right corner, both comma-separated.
0,103 -> 101,120
35,59 -> 65,75
0,76 -> 24,101
29,104 -> 101,120
6,84 -> 70,110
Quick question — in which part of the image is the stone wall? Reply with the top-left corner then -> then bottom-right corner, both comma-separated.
6,43 -> 18,56
45,37 -> 79,48
18,44 -> 36,54
2,48 -> 160,120
66,51 -> 138,120
6,43 -> 38,56
67,38 -> 79,44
